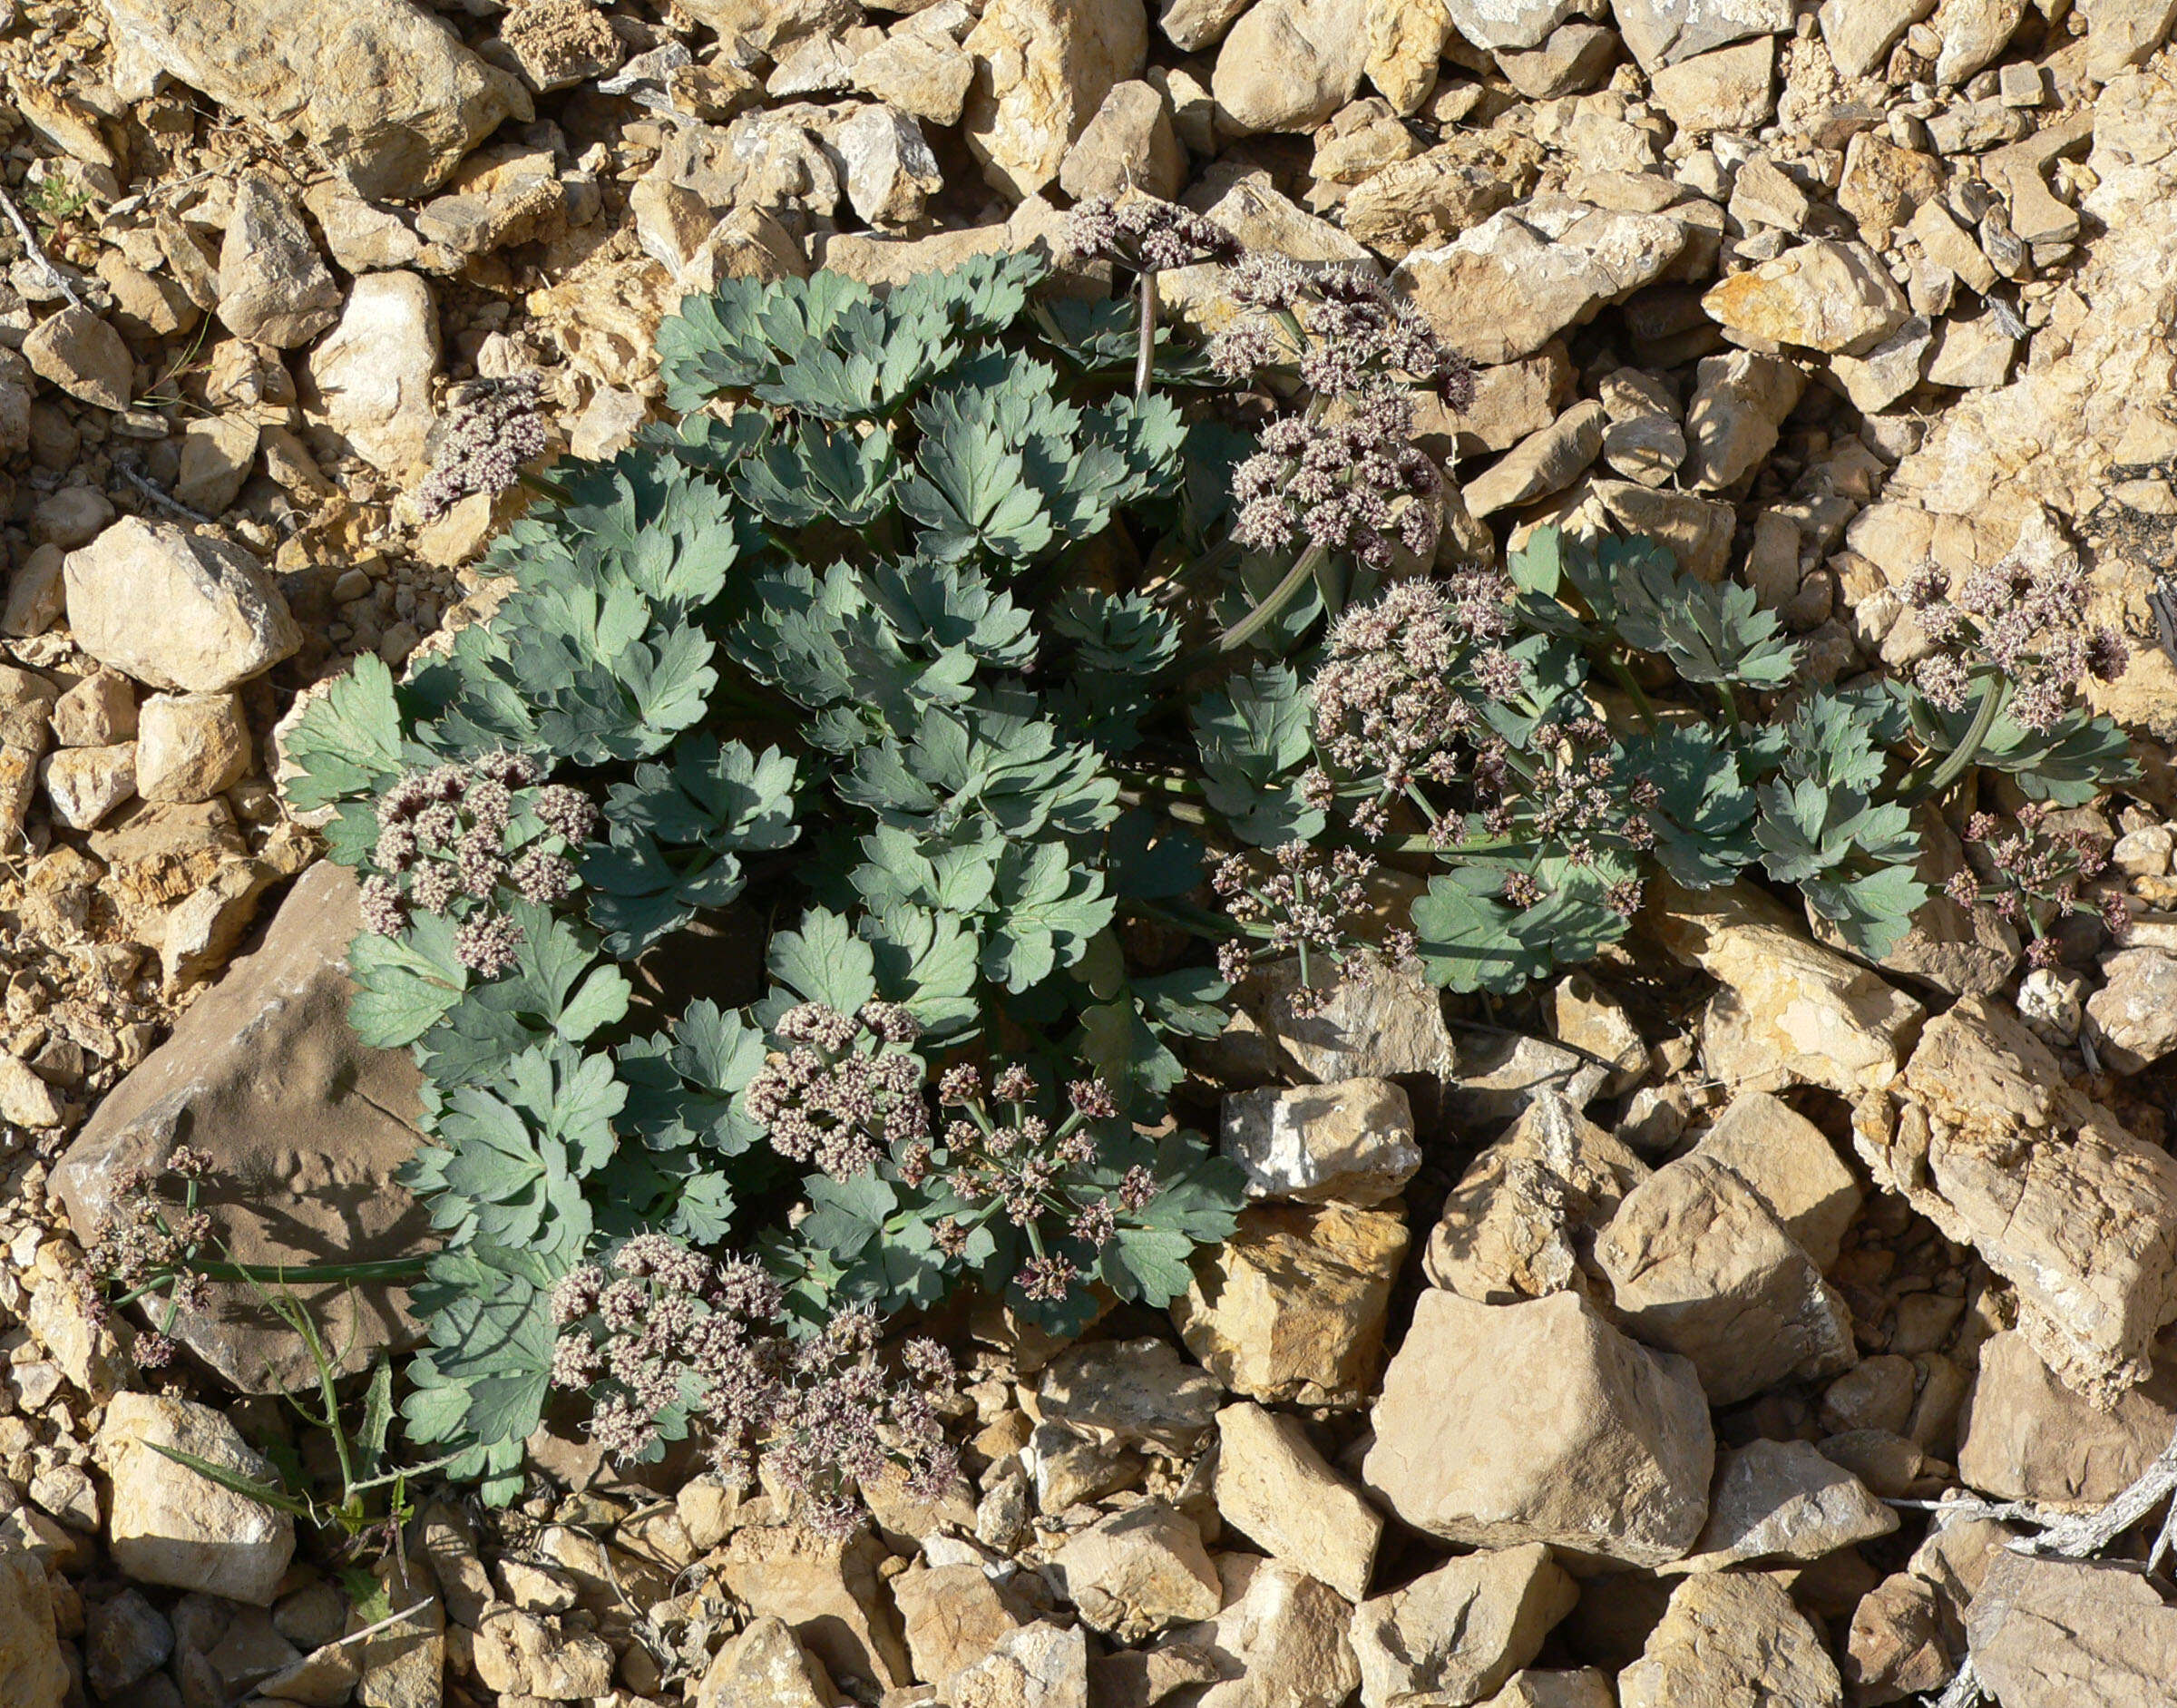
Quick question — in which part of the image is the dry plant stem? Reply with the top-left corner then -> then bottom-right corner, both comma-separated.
1927,1656 -> 1982,1708
0,181 -> 84,310
2016,1419 -> 2177,1557
116,459 -> 215,526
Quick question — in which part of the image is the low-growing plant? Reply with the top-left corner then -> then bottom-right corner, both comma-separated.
280,196 -> 2140,1511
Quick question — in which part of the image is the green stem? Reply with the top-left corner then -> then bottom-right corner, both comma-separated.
187,1258 -> 434,1286
1172,541 -> 1331,676
1900,676 -> 2005,806
1135,270 -> 1157,400
1717,681 -> 1743,731
1605,655 -> 1658,731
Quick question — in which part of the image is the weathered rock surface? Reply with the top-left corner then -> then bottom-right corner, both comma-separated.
1213,0 -> 1372,132
1051,1502 -> 1222,1641
55,863 -> 430,1391
216,179 -> 342,347
1350,1544 -> 1577,1708
1967,1554 -> 2177,1708
1170,1553 -> 1362,1708
717,1509 -> 911,1695
1691,1091 -> 1861,1271
1037,1336 -> 1225,1454
1672,1439 -> 1899,1572
1853,995 -> 2177,1402
962,0 -> 1147,198
94,1393 -> 297,1603
0,1539 -> 65,1708
1957,1330 -> 2177,1506
302,271 -> 442,476
103,0 -> 530,199
1219,1078 -> 1420,1205
1618,1572 -> 1843,1707
1364,1289 -> 1714,1566
1700,238 -> 1910,354
695,1615 -> 838,1708
63,519 -> 301,693
1213,1401 -> 1383,1601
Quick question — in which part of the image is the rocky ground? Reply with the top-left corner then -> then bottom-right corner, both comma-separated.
1,0 -> 2177,1703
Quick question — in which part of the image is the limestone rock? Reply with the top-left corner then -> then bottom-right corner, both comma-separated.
301,271 -> 441,476
1442,0 -> 1580,51
1425,1091 -> 1650,1304
1682,350 -> 1805,492
1672,1440 -> 1898,1572
1613,0 -> 1791,66
1036,1336 -> 1225,1454
1051,1502 -> 1222,1641
94,1394 -> 297,1604
174,415 -> 260,517
42,745 -> 137,832
948,1622 -> 1088,1708
54,864 -> 430,1392
1368,0 -> 1459,111
695,1615 -> 838,1708
1646,37 -> 1777,129
1464,400 -> 1607,516
1957,1330 -> 2177,1507
893,1563 -> 1029,1693
1853,994 -> 2177,1403
1818,0 -> 1938,75
1219,1078 -> 1420,1206
1175,1202 -> 1407,1408
1691,1091 -> 1861,1271
1596,1152 -> 1857,1404
1059,80 -> 1185,202
136,692 -> 250,804
23,307 -> 132,412
1397,204 -> 1691,365
216,180 -> 341,348
1618,1572 -> 1843,1708
717,1511 -> 911,1695
1235,953 -> 1456,1090
0,1540 -> 64,1708
63,519 -> 300,692
1495,23 -> 1621,98
1479,1674 -> 1616,1708
500,0 -> 624,93
1547,971 -> 1647,1095
103,0 -> 530,200
2083,0 -> 2177,77
1967,1554 -> 2177,1707
1341,133 -> 1543,261
1159,0 -> 1254,49
473,1603 -> 614,1699
1351,1544 -> 1577,1708
962,0 -> 1147,198
835,102 -> 942,228
2085,948 -> 2177,1073
1700,239 -> 1910,356
854,30 -> 975,126
1364,1290 -> 1714,1566
1839,134 -> 1945,247
1213,1401 -> 1383,1601
1213,0 -> 1372,132
1648,881 -> 1926,1097
1170,1554 -> 1362,1708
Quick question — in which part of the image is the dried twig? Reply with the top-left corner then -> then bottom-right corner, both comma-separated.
2014,1421 -> 2177,1558
114,457 -> 216,526
0,180 -> 84,310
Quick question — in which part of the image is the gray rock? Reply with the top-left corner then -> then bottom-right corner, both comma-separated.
63,518 -> 300,692
103,0 -> 531,200
216,180 -> 341,347
54,863 -> 431,1392
2084,948 -> 2177,1073
1447,0 -> 1582,51
1612,0 -> 1792,66
835,102 -> 942,228
1219,1078 -> 1420,1206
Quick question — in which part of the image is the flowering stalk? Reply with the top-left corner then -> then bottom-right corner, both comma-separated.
1899,674 -> 2005,806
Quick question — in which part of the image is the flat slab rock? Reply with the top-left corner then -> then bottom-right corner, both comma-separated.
1967,1554 -> 2177,1708
1853,994 -> 2177,1404
54,862 -> 432,1394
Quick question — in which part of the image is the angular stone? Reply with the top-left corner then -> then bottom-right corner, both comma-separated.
1464,400 -> 1607,517
0,1540 -> 65,1708
948,1621 -> 1088,1708
854,30 -> 975,126
1237,953 -> 1457,1088
1351,1544 -> 1577,1708
1036,1336 -> 1225,1454
1213,0 -> 1372,132
174,415 -> 260,516
1615,0 -> 1791,66
894,1563 -> 1029,1693
302,271 -> 441,476
717,1510 -> 911,1695
694,1615 -> 837,1708
1853,994 -> 2177,1403
1175,1202 -> 1407,1408
472,1603 -> 613,1699
1649,881 -> 1926,1098
1967,1554 -> 2177,1707
1052,1502 -> 1222,1642
54,863 -> 429,1392
1682,350 -> 1804,492
1692,1090 -> 1861,1272
1213,1402 -> 1383,1601
1219,1078 -> 1420,1206
1618,1573 -> 1842,1708
1829,316 -> 1933,415
1364,1290 -> 1714,1566
217,180 -> 341,348
2085,948 -> 2177,1073
42,742 -> 136,832
63,518 -> 301,692
962,0 -> 1147,198
1597,1153 -> 1857,1404
1060,80 -> 1184,202
103,0 -> 530,200
1369,0 -> 1460,112
2084,0 -> 2177,78
1425,1091 -> 1650,1304
1839,133 -> 1944,247
1957,1330 -> 2177,1507
94,1393 -> 297,1603
136,691 -> 250,804
500,0 -> 623,93
1495,23 -> 1621,99
1341,133 -> 1543,261
1647,37 -> 1776,129
1672,1439 -> 1898,1572
1160,0 -> 1254,49
1398,205 -> 1690,365
1170,1554 -> 1362,1708
1819,0 -> 1938,74
1700,239 -> 1909,356
25,306 -> 134,413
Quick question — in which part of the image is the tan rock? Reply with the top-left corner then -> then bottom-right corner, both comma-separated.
472,1602 -> 613,1699
1853,994 -> 2177,1402
1051,1502 -> 1222,1642
1464,400 -> 1607,516
1818,0 -> 1937,76
217,179 -> 341,348
135,692 -> 250,804
1477,1673 -> 1616,1708
1036,1335 -> 1225,1453
1547,971 -> 1646,1095
1340,134 -> 1543,262
64,519 -> 300,693
1670,1439 -> 1898,1573
1174,1202 -> 1407,1408
1840,135 -> 1944,247
1844,1571 -> 1951,1703
22,307 -> 132,412
695,1615 -> 838,1708
1957,1330 -> 2177,1507
1364,1290 -> 1714,1566
1647,37 -> 1775,131
854,30 -> 975,126
893,1563 -> 1029,1692
0,1540 -> 64,1708
1351,1544 -> 1577,1708
94,1393 -> 297,1604
1691,1091 -> 1861,1271
1059,80 -> 1184,202
1212,0 -> 1372,133
948,1621 -> 1089,1708
1367,0 -> 1458,112
1171,1553 -> 1362,1708
2085,947 -> 2177,1073
1967,1554 -> 2177,1707
1235,952 -> 1455,1088
962,0 -> 1147,198
41,744 -> 136,831
1618,1572 -> 1842,1707
1219,1078 -> 1420,1206
1425,1091 -> 1650,1304
716,1512 -> 911,1694
1213,1401 -> 1383,1601
1700,238 -> 1909,356
1597,1152 -> 1857,1404
301,271 -> 441,477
